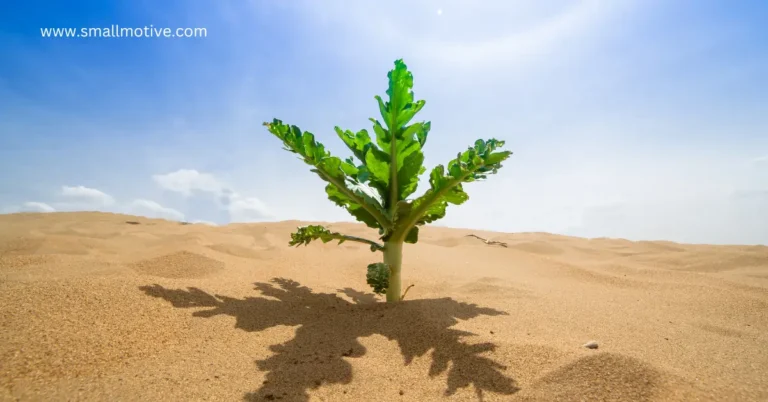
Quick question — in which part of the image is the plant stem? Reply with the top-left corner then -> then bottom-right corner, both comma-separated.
334,234 -> 384,251
383,240 -> 403,303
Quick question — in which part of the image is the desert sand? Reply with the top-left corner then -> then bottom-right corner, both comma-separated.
1,212 -> 766,401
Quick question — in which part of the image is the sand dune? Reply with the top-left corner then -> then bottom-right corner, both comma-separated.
1,212 -> 767,401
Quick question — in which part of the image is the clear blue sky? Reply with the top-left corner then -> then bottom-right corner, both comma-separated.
1,0 -> 767,245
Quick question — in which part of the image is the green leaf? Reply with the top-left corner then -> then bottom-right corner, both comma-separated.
368,59 -> 431,208
381,59 -> 419,131
324,184 -> 380,229
484,151 -> 510,166
397,149 -> 424,199
366,262 -> 389,294
396,100 -> 425,129
289,225 -> 342,247
411,167 -> 470,226
333,124 -> 392,203
370,118 -> 390,151
335,127 -> 373,164
395,138 -> 512,235
364,147 -> 391,187
377,59 -> 422,135
340,157 -> 359,176
289,225 -> 384,251
404,226 -> 419,244
264,119 -> 391,230
402,121 -> 431,148
375,96 -> 389,127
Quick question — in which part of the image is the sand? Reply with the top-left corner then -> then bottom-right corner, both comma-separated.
1,212 -> 767,401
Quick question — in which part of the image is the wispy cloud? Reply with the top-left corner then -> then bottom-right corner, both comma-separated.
3,186 -> 185,222
23,201 -> 56,213
2,201 -> 57,214
227,196 -> 272,223
129,199 -> 185,221
60,185 -> 115,206
152,169 -> 225,197
153,169 -> 274,222
3,170 -> 275,224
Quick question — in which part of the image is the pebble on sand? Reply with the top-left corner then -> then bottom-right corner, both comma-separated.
583,341 -> 599,349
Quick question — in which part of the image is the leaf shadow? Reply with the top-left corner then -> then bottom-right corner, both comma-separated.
139,278 -> 519,401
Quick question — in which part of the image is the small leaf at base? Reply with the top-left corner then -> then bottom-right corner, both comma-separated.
366,262 -> 389,294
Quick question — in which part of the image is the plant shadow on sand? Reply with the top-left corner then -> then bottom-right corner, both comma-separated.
140,278 -> 519,401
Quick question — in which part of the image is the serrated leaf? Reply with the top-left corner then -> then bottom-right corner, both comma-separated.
340,157 -> 359,176
336,127 -> 374,164
364,147 -> 390,186
403,138 -> 512,230
381,59 -> 419,132
370,118 -> 390,151
367,59 -> 431,207
396,100 -> 425,129
264,119 -> 390,230
402,121 -> 431,148
398,149 -> 424,199
289,225 -> 340,247
289,224 -> 383,251
404,226 -> 419,244
484,151 -> 511,166
417,122 -> 430,147
366,262 -> 389,294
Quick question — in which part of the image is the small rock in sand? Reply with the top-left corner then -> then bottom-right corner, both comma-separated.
583,341 -> 599,349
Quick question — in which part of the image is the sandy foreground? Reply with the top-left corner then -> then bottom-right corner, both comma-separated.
0,212 -> 766,401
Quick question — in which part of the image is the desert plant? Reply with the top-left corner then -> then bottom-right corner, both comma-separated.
264,59 -> 512,303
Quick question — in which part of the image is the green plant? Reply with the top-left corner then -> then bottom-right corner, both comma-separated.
264,59 -> 512,303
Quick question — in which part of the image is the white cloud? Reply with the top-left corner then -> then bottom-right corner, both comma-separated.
228,197 -> 272,222
753,155 -> 768,164
0,201 -> 57,214
152,169 -> 225,197
60,185 -> 115,206
153,169 -> 274,222
129,199 -> 185,221
23,201 -> 56,213
1,186 -> 187,223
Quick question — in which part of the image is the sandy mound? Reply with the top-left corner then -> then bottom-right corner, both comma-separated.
130,251 -> 225,279
1,212 -> 767,401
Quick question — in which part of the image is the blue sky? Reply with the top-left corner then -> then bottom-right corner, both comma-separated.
1,0 -> 767,245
